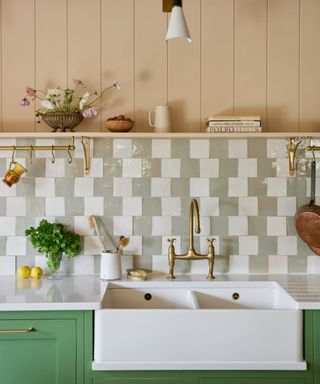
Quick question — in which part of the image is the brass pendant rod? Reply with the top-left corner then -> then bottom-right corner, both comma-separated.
0,145 -> 75,151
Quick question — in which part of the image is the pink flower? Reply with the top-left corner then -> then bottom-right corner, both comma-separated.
26,86 -> 36,99
20,98 -> 30,106
82,107 -> 98,118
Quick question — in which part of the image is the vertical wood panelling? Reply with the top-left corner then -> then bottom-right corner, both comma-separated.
68,0 -> 101,132
168,0 -> 201,132
101,0 -> 134,126
2,0 -> 35,132
0,0 -> 2,131
235,0 -> 267,127
135,0 -> 167,132
300,0 -> 320,132
35,0 -> 68,132
267,0 -> 300,132
201,0 -> 234,129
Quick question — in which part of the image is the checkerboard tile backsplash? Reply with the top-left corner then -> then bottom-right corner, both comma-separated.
0,137 -> 317,275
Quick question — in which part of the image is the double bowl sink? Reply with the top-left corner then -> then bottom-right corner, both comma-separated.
93,281 -> 305,371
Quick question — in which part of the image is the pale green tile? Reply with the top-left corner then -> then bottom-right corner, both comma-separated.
26,241 -> 37,257
104,197 -> 122,216
142,236 -> 161,255
65,158 -> 83,177
249,255 -> 269,273
0,158 -> 6,174
288,255 -> 307,273
247,138 -> 267,159
16,178 -> 35,197
172,178 -> 189,197
133,255 -> 152,271
94,138 -> 112,157
16,255 -> 35,268
171,139 -> 189,158
25,158 -> 45,177
16,217 -> 35,236
210,217 -> 228,236
214,255 -> 230,273
180,159 -> 199,177
134,217 -> 152,236
0,237 -> 6,255
26,197 -> 45,217
286,217 -> 297,236
16,138 -> 35,146
180,197 -> 194,215
258,197 -> 277,215
94,178 -> 112,196
288,177 -> 305,198
219,236 -> 239,256
133,139 -> 151,158
133,178 -> 151,197
142,159 -> 161,177
248,217 -> 267,236
248,178 -> 267,196
219,159 -> 238,177
0,197 -> 6,216
65,197 -> 84,216
210,178 -> 228,197
143,197 -> 161,216
297,237 -> 312,257
210,139 -> 228,158
259,236 -> 277,255
103,158 -> 122,177
257,159 -> 276,177
172,217 -> 189,236
219,197 -> 238,216
55,178 -> 73,196
55,216 -> 74,229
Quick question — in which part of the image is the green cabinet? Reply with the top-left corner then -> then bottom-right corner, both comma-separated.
93,380 -> 198,384
0,311 -> 86,384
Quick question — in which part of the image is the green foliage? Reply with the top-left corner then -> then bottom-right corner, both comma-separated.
25,219 -> 82,259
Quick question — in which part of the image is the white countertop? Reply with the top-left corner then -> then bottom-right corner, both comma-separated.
1,273 -> 320,311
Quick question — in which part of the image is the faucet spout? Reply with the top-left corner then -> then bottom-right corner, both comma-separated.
189,199 -> 200,251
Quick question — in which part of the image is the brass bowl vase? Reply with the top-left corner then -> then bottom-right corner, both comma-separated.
38,112 -> 84,132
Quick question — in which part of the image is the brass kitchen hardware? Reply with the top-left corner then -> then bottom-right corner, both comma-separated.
306,137 -> 320,154
167,199 -> 215,280
0,327 -> 35,333
29,145 -> 33,163
288,137 -> 302,176
51,145 -> 55,164
67,145 -> 73,164
81,136 -> 90,175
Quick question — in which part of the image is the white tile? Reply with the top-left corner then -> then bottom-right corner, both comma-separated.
0,217 -> 16,236
239,236 -> 258,255
277,197 -> 297,216
267,139 -> 287,158
6,197 -> 26,216
113,178 -> 132,197
151,178 -> 171,197
74,216 -> 94,236
0,182 -> 16,197
307,255 -> 320,274
161,197 -> 181,216
199,159 -> 219,178
74,137 -> 94,159
121,255 -> 134,272
151,139 -> 171,158
197,216 -> 210,236
190,139 -> 209,158
238,197 -> 258,216
74,256 -> 95,275
113,139 -> 132,158
35,178 -> 55,197
228,255 -> 249,274
0,256 -> 16,275
161,159 -> 181,177
199,236 -> 220,255
278,236 -> 297,255
35,139 -> 55,158
229,217 -> 248,236
152,217 -> 172,236
268,255 -> 288,274
113,216 -> 132,236
46,158 -> 65,177
5,157 -> 26,169
267,177 -> 287,196
228,178 -> 248,197
267,217 -> 287,236
122,158 -> 142,177
84,236 -> 102,255
84,197 -> 103,216
152,255 -> 169,274
161,236 -> 181,255
190,259 -> 209,274
190,178 -> 209,197
228,139 -> 247,158
275,158 -> 290,177
74,177 -> 94,197
87,158 -> 103,178
46,197 -> 65,216
6,236 -> 26,256
123,197 -> 142,216
238,158 -> 257,177
200,197 -> 219,216
122,236 -> 142,256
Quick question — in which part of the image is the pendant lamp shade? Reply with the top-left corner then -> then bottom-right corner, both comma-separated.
165,1 -> 192,43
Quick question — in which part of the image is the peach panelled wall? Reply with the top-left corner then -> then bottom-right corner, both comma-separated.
1,0 -> 320,133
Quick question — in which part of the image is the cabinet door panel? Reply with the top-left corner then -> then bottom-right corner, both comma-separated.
200,378 -> 307,384
0,319 -> 76,384
93,379 -> 197,384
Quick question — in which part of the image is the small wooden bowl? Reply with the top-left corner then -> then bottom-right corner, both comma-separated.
105,120 -> 134,132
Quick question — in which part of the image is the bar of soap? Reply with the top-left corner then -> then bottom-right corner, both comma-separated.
126,269 -> 147,280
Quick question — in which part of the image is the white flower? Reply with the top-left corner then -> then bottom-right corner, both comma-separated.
113,80 -> 121,90
40,99 -> 54,110
79,92 -> 90,110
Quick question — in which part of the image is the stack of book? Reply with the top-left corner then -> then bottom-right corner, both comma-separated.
205,116 -> 262,133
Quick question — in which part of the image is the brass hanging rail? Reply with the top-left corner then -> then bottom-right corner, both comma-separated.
0,137 -> 75,152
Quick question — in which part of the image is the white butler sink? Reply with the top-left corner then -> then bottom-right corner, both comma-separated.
93,281 -> 306,371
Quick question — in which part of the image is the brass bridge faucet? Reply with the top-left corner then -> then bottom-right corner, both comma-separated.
167,199 -> 215,280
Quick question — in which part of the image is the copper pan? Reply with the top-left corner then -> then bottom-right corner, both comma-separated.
295,160 -> 320,255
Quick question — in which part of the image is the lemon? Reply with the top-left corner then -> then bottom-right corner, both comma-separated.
31,278 -> 43,290
17,265 -> 31,279
31,266 -> 43,279
16,278 -> 31,290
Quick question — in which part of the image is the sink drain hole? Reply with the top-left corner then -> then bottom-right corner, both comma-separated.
144,293 -> 152,301
232,292 -> 240,300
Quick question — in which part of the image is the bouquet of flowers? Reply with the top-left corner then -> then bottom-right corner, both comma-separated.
20,79 -> 120,119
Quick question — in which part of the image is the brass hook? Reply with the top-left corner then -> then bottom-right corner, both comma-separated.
29,145 -> 33,164
51,145 -> 55,164
67,145 -> 73,164
11,146 -> 16,164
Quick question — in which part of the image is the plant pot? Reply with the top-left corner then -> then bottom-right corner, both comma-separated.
38,112 -> 84,132
46,253 -> 63,279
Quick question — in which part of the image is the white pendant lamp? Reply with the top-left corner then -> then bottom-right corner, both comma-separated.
165,0 -> 192,43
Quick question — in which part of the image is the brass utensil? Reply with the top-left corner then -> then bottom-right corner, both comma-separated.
115,236 -> 130,252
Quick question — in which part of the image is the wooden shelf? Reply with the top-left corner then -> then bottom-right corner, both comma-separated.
0,131 -> 318,139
